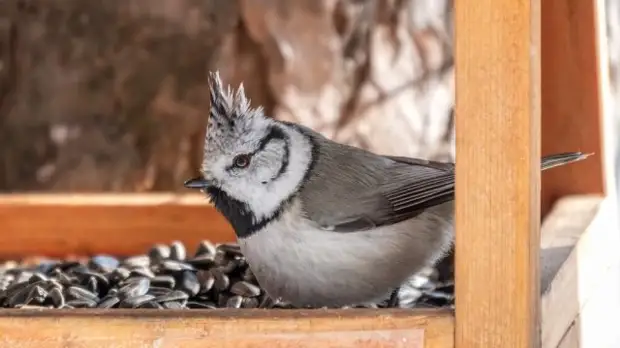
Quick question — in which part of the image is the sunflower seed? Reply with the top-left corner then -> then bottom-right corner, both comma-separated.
187,301 -> 217,309
194,240 -> 217,257
120,294 -> 155,308
89,255 -> 120,272
97,295 -> 120,308
29,272 -> 48,283
66,298 -> 97,308
129,267 -> 155,278
230,281 -> 261,297
122,255 -> 150,268
170,241 -> 186,261
26,285 -> 47,304
16,304 -> 51,310
147,286 -> 173,296
49,287 -> 65,308
226,295 -> 243,308
217,243 -> 243,256
85,276 -> 98,294
160,260 -> 195,272
108,267 -> 131,283
151,275 -> 175,288
176,271 -> 200,297
197,270 -> 215,293
148,244 -> 171,261
139,301 -> 163,309
187,255 -> 215,268
118,277 -> 150,299
7,282 -> 36,307
241,297 -> 259,308
66,286 -> 99,302
162,301 -> 184,309
211,268 -> 229,291
154,290 -> 189,303
216,259 -> 238,274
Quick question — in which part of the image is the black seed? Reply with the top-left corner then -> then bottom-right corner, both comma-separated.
7,282 -> 36,307
97,295 -> 120,309
211,269 -> 229,291
120,294 -> 155,308
217,294 -> 229,308
122,255 -> 150,268
66,286 -> 99,302
160,260 -> 195,272
162,301 -> 184,309
217,243 -> 243,256
241,297 -> 259,308
49,287 -> 65,308
169,241 -> 187,261
139,301 -> 163,309
129,267 -> 155,279
197,270 -> 215,293
85,277 -> 98,294
29,272 -> 49,283
230,281 -> 261,297
108,267 -> 131,284
66,299 -> 97,308
148,244 -> 171,261
186,301 -> 217,309
194,240 -> 217,257
148,286 -> 173,296
118,277 -> 150,299
154,290 -> 189,303
26,285 -> 48,304
187,255 -> 215,269
16,304 -> 51,310
216,260 -> 238,274
151,275 -> 175,288
89,255 -> 120,273
226,295 -> 243,308
176,271 -> 200,297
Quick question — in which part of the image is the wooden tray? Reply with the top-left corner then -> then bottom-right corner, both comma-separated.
0,193 -> 455,348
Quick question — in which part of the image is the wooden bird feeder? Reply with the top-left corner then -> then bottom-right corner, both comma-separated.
0,0 -> 617,347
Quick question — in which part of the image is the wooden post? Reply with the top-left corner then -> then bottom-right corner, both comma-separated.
454,0 -> 541,347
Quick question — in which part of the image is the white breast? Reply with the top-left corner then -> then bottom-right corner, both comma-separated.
238,200 -> 454,307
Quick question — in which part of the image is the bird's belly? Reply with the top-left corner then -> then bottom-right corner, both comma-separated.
238,215 -> 451,307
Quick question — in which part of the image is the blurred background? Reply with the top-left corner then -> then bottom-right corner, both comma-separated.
0,0 -> 617,194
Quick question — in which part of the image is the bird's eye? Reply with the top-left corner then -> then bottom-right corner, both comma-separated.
233,154 -> 251,168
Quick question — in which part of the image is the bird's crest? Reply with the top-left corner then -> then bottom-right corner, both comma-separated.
204,71 -> 265,151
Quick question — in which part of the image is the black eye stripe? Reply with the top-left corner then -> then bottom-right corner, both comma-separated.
225,126 -> 289,172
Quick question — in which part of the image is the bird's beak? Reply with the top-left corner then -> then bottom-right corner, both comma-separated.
183,176 -> 211,190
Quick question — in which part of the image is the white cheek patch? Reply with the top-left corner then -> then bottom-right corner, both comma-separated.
223,126 -> 313,221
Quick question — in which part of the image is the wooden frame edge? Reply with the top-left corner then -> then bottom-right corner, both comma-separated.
0,308 -> 455,348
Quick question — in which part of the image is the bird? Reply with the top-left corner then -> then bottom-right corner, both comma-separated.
183,71 -> 591,308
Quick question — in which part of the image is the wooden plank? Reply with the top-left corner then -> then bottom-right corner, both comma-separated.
0,193 -> 236,259
540,195 -> 620,348
454,0 -> 541,346
540,0 -> 608,216
0,308 -> 454,348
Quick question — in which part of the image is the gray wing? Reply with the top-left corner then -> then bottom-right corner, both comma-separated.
297,133 -> 455,232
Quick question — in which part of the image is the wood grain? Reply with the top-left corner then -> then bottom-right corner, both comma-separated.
0,193 -> 236,259
454,0 -> 541,346
0,308 -> 454,348
541,0 -> 607,216
540,195 -> 620,348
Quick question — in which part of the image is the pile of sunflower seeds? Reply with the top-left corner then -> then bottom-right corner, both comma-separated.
0,240 -> 454,310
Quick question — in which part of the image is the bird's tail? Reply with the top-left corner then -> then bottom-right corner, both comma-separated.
541,152 -> 593,171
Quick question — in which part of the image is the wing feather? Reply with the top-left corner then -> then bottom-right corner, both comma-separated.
296,133 -> 455,233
